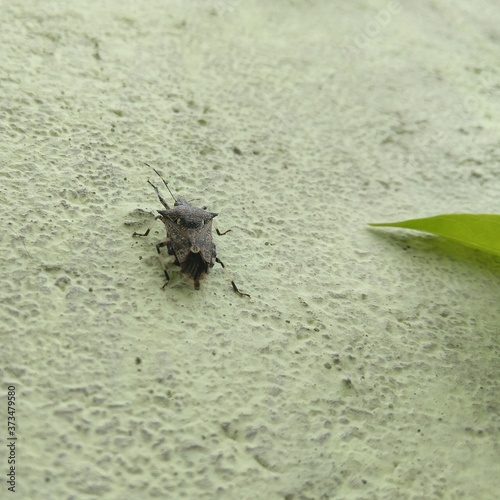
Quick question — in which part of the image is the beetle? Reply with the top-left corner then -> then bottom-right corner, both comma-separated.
133,166 -> 250,297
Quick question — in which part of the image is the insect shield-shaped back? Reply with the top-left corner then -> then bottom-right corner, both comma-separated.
159,200 -> 218,290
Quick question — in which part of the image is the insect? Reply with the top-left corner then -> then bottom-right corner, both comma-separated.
133,166 -> 250,297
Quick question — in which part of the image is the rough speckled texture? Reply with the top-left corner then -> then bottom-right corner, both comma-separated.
1,1 -> 500,499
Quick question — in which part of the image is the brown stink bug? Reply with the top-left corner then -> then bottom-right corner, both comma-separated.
133,165 -> 250,297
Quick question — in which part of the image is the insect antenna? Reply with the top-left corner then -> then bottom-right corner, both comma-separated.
143,162 -> 177,203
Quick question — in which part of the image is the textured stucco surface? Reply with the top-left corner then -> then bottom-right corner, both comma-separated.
1,0 -> 500,499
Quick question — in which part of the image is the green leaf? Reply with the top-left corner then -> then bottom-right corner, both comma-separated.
368,214 -> 500,257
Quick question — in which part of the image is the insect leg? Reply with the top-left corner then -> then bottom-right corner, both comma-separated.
132,215 -> 162,237
215,257 -> 250,297
213,220 -> 231,236
156,241 -> 170,288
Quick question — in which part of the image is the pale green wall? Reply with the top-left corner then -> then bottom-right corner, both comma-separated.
1,1 -> 499,498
